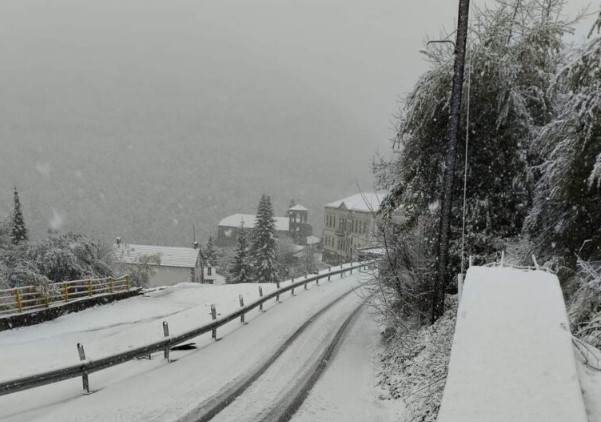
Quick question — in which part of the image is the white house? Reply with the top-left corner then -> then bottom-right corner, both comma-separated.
114,243 -> 203,287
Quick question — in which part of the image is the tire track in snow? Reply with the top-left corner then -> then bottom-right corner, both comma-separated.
176,288 -> 361,422
256,299 -> 368,422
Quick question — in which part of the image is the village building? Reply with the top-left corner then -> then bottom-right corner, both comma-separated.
217,204 -> 314,247
322,191 -> 387,265
114,242 -> 204,287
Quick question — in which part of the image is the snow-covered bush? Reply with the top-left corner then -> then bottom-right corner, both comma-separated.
378,296 -> 457,422
24,233 -> 113,283
526,10 -> 601,266
568,259 -> 601,348
376,0 -> 571,313
371,214 -> 438,330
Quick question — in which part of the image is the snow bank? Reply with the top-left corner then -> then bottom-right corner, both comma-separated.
0,273 -> 366,422
0,282 -> 281,380
437,266 -> 587,422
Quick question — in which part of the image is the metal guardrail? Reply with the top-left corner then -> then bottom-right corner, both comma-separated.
0,276 -> 131,316
0,262 -> 374,396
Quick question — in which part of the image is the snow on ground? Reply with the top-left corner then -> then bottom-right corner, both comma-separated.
0,266 -> 374,422
210,290 -> 366,422
377,297 -> 456,422
0,281 -> 278,380
437,266 -> 588,422
291,307 -> 400,422
574,339 -> 601,422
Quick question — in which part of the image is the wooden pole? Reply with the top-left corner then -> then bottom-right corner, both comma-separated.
432,0 -> 471,323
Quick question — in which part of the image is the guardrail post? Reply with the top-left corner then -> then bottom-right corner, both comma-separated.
162,321 -> 170,361
328,267 -> 331,281
125,275 -> 130,291
63,282 -> 69,302
276,281 -> 280,302
87,280 -> 93,296
316,276 -> 319,286
259,286 -> 264,311
109,277 -> 114,294
304,280 -> 308,290
291,284 -> 295,296
211,304 -> 217,339
239,295 -> 245,323
77,343 -> 90,394
13,289 -> 23,313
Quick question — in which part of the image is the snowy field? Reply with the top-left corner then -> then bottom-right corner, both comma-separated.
0,267 -> 388,422
437,266 -> 588,422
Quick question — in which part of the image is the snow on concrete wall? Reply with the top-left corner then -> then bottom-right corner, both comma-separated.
437,266 -> 587,422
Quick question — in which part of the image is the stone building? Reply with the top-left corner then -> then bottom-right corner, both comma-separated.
322,192 -> 386,265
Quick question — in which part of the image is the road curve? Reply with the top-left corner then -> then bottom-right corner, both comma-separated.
177,289 -> 361,422
207,289 -> 367,422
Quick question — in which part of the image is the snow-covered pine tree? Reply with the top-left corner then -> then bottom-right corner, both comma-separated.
205,236 -> 218,267
250,194 -> 279,283
526,9 -> 601,265
11,187 -> 28,245
229,222 -> 252,283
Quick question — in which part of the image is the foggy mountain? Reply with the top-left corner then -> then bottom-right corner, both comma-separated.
0,0 -> 592,246
0,0 -> 387,246
0,58 -> 378,245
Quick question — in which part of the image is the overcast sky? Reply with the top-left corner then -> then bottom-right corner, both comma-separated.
0,0 -> 597,243
1,0 -> 595,152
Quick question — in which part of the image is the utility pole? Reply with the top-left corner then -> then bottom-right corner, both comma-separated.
432,0 -> 471,323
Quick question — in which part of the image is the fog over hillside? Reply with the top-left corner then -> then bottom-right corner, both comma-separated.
0,0 -> 592,245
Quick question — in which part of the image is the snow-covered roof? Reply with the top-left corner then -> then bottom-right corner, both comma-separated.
306,235 -> 320,245
357,246 -> 386,257
325,191 -> 387,212
218,213 -> 290,231
114,244 -> 200,268
289,204 -> 308,211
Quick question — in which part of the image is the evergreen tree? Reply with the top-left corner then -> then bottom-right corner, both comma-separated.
526,11 -> 601,265
11,187 -> 28,245
250,194 -> 279,283
229,222 -> 252,283
205,236 -> 218,267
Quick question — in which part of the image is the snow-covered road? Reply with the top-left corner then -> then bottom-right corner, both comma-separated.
0,268 -> 392,422
291,307 -> 399,422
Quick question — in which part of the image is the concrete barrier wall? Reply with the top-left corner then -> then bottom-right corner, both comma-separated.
437,266 -> 587,422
